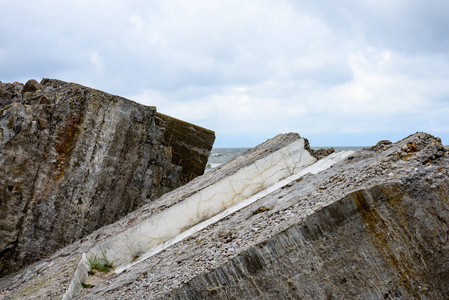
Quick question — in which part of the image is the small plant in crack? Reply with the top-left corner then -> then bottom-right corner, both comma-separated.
81,282 -> 95,288
130,248 -> 146,263
86,249 -> 114,274
252,205 -> 272,215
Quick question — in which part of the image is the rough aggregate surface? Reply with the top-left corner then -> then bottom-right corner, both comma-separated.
0,79 -> 214,277
1,132 -> 448,299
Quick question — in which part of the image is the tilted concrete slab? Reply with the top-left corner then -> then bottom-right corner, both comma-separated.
75,132 -> 449,299
89,138 -> 315,265
114,150 -> 353,274
63,135 -> 335,298
0,79 -> 215,277
3,132 -> 447,300
0,133 -> 306,299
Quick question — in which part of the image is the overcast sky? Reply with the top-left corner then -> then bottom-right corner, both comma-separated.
1,0 -> 448,147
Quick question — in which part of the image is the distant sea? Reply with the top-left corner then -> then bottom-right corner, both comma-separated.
205,146 -> 364,172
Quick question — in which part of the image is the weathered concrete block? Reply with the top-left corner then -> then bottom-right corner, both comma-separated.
83,136 -> 321,273
0,79 -> 214,277
1,132 -> 447,300
163,181 -> 449,299
155,112 -> 215,183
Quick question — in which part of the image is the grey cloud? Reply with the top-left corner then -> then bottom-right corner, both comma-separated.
1,1 -> 448,146
295,0 -> 449,55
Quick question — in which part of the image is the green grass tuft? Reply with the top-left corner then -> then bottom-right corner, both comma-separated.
86,250 -> 114,274
81,282 -> 95,288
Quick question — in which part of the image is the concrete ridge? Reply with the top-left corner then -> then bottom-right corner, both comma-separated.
62,140 -> 351,299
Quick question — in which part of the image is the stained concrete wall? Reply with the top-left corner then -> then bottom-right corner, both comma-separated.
155,112 -> 215,184
0,79 -> 214,277
165,182 -> 449,299
89,138 -> 318,266
1,132 -> 447,300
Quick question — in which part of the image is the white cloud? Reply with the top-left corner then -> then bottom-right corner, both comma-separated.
1,0 -> 449,146
90,52 -> 104,71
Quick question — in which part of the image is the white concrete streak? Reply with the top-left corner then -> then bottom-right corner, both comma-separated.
62,253 -> 89,300
115,150 -> 353,273
88,138 -> 316,268
63,139 -> 353,300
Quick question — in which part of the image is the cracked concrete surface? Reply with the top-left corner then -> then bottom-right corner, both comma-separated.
0,79 -> 215,277
63,137 -> 326,298
1,132 -> 448,300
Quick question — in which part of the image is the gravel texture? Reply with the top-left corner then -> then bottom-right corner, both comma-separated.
1,131 -> 448,299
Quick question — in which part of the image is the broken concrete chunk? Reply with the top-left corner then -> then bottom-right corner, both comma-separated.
77,133 -> 449,299
0,79 -> 214,277
1,126 -> 447,300
21,79 -> 41,94
80,136 -> 319,274
369,139 -> 393,151
155,112 -> 215,183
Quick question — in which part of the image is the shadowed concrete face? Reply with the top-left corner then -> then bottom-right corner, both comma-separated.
0,79 -> 215,277
84,139 -> 316,266
155,112 -> 215,183
62,136 -> 352,299
2,132 -> 448,300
